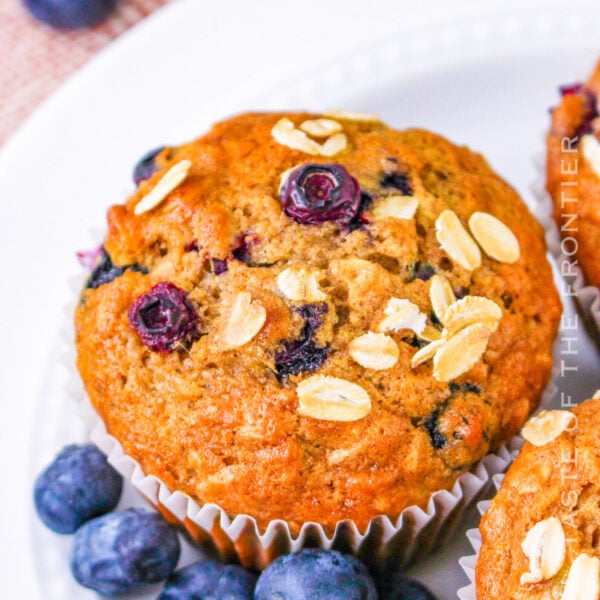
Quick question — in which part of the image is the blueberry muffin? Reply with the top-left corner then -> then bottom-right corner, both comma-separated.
476,397 -> 600,600
547,60 -> 600,288
75,111 -> 560,533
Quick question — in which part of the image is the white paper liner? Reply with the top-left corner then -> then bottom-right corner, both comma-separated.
531,151 -> 600,340
64,235 -> 558,572
86,414 -> 521,572
456,470 -> 509,600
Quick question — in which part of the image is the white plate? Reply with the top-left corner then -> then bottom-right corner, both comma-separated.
2,0 -> 600,597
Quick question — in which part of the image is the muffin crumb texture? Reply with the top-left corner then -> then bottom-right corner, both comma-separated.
76,112 -> 560,532
546,60 -> 600,288
477,398 -> 600,600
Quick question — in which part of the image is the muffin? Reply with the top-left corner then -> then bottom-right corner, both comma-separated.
75,111 -> 560,539
546,60 -> 600,288
476,397 -> 600,599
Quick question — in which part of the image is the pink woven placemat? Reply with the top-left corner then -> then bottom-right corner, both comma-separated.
0,0 -> 171,146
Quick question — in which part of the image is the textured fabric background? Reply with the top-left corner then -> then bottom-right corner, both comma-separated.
0,0 -> 171,145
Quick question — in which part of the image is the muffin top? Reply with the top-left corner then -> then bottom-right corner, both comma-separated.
476,397 -> 600,600
75,111 -> 560,532
547,59 -> 600,288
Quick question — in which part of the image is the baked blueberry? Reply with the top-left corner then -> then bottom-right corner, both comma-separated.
280,163 -> 362,226
558,82 -> 599,141
401,335 -> 429,350
423,410 -> 447,450
275,303 -> 329,382
448,382 -> 481,395
347,191 -> 373,231
128,281 -> 200,352
254,549 -> 378,600
133,146 -> 165,185
158,559 -> 257,599
33,444 -> 122,534
184,240 -> 199,252
231,235 -> 253,264
85,247 -> 146,289
411,262 -> 436,282
380,171 -> 413,196
212,258 -> 229,275
70,508 -> 180,596
560,83 -> 584,96
22,0 -> 117,29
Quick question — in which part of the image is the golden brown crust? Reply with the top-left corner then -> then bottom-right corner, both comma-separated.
476,398 -> 600,600
76,112 -> 560,532
546,61 -> 600,288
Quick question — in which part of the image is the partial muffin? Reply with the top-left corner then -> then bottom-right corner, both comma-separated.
546,60 -> 600,288
476,397 -> 600,600
75,111 -> 560,534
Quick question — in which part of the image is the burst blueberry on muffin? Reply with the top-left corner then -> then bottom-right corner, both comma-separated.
75,111 -> 560,534
546,60 -> 600,288
476,396 -> 600,600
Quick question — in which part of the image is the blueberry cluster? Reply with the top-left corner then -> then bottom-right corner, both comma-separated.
34,444 -> 182,595
34,444 -> 438,598
160,548 -> 437,599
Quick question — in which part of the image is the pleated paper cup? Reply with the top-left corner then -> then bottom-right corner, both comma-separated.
85,413 -> 521,572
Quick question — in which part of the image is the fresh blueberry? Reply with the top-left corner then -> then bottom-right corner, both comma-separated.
33,444 -> 122,534
133,146 -> 165,185
158,559 -> 257,599
128,281 -> 200,352
280,163 -> 363,226
70,508 -> 180,596
372,569 -> 438,600
275,303 -> 329,382
22,0 -> 117,30
85,247 -> 147,289
254,549 -> 378,600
